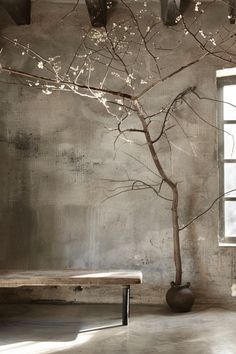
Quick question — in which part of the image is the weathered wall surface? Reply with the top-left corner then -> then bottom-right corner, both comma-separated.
0,1 -> 236,304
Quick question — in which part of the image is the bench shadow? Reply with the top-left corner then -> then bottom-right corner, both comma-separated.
0,303 -> 124,346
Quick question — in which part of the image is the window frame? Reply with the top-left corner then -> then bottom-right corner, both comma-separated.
217,74 -> 236,246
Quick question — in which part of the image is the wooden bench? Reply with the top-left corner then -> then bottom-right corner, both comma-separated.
0,270 -> 143,330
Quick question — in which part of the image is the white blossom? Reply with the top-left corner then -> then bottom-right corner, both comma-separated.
194,1 -> 201,12
210,37 -> 216,46
199,30 -> 206,39
42,88 -> 52,95
37,61 -> 44,69
175,15 -> 182,23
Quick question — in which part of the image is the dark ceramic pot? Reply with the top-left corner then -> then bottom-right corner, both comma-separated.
166,282 -> 195,312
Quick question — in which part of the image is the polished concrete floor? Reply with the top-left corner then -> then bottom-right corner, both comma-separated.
0,303 -> 236,354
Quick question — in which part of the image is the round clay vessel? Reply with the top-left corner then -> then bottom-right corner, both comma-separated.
166,282 -> 195,312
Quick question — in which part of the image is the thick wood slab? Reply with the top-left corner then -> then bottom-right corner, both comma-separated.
0,270 -> 143,287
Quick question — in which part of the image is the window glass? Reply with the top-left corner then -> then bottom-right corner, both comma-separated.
225,201 -> 236,237
217,75 -> 236,244
224,124 -> 236,159
223,85 -> 236,120
224,163 -> 236,197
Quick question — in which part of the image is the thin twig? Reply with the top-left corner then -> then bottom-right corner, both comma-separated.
179,188 -> 236,231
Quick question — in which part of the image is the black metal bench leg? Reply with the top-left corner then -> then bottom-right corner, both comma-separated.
122,285 -> 130,326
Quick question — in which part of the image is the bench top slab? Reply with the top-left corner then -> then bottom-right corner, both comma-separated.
0,270 -> 143,287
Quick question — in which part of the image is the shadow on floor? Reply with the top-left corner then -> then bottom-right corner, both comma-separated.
1,303 -> 236,354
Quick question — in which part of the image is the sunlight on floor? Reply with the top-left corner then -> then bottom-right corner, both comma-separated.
211,345 -> 236,354
0,332 -> 94,354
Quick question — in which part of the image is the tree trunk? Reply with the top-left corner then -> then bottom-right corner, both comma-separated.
171,184 -> 182,285
134,100 -> 182,285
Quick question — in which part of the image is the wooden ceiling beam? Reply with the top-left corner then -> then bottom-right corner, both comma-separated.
85,0 -> 107,27
0,0 -> 31,25
160,0 -> 181,26
229,0 -> 236,23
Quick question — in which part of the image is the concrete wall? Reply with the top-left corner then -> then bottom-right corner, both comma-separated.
0,1 -> 236,304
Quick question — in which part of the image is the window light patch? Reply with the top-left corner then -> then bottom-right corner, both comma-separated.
231,283 -> 236,296
217,68 -> 236,77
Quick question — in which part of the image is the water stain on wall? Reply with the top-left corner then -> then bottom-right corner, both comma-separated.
57,148 -> 103,175
11,131 -> 40,157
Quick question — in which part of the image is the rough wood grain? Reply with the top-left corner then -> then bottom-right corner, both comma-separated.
0,270 -> 143,287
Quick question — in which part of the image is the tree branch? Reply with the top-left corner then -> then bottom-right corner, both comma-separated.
179,188 -> 236,231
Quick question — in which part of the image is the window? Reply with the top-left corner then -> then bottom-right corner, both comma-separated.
217,69 -> 236,246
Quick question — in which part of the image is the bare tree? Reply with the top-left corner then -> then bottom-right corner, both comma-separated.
0,0 -> 236,308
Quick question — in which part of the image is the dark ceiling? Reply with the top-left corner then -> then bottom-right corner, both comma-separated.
0,0 -> 235,28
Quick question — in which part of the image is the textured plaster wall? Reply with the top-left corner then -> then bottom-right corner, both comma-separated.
0,1 -> 236,304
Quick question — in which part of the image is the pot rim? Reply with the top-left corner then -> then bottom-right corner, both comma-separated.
170,281 -> 191,289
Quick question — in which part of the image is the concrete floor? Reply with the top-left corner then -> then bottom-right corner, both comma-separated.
0,303 -> 236,354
